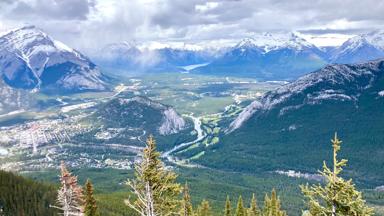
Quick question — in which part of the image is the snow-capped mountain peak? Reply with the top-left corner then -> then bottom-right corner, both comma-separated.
0,26 -> 107,92
235,38 -> 259,49
0,26 -> 79,58
234,32 -> 316,53
362,30 -> 384,49
284,32 -> 315,49
330,30 -> 384,63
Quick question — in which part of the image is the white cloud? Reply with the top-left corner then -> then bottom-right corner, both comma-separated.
195,2 -> 220,13
299,33 -> 354,47
0,0 -> 383,52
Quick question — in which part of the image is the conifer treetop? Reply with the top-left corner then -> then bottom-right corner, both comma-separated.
180,182 -> 193,216
235,195 -> 246,216
84,179 -> 98,216
301,133 -> 374,216
125,135 -> 181,216
248,193 -> 260,216
224,195 -> 232,216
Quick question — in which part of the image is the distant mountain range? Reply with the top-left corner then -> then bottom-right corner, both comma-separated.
193,33 -> 327,80
199,59 -> 384,185
2,26 -> 384,93
0,26 -> 109,93
93,42 -> 214,74
96,30 -> 384,80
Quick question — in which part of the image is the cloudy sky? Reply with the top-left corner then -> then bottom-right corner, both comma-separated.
1,0 -> 384,52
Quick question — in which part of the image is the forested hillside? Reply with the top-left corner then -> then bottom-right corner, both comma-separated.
0,170 -> 58,215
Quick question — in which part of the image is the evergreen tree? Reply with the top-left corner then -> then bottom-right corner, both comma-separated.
235,195 -> 246,216
196,199 -> 212,216
263,189 -> 286,216
300,133 -> 374,216
180,182 -> 193,216
0,170 -> 57,215
52,161 -> 84,216
248,193 -> 260,216
125,135 -> 181,216
84,179 -> 99,216
223,195 -> 232,216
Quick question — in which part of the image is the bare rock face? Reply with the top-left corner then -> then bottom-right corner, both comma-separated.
159,108 -> 186,135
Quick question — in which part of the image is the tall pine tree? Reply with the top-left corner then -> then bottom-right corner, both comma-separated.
196,199 -> 212,216
125,135 -> 181,216
235,195 -> 246,216
301,133 -> 374,216
223,195 -> 232,216
263,189 -> 286,216
180,182 -> 193,216
84,179 -> 99,216
248,193 -> 260,216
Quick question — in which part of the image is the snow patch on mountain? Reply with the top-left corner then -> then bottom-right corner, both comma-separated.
307,92 -> 355,105
279,105 -> 304,116
53,40 -> 75,54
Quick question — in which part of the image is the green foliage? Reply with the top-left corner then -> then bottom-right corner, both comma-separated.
176,167 -> 306,215
84,179 -> 99,216
22,152 -> 384,216
300,134 -> 374,216
125,135 -> 181,215
263,189 -> 286,216
196,199 -> 212,216
0,170 -> 58,216
223,195 -> 232,216
235,195 -> 247,216
93,97 -> 164,130
95,191 -> 138,216
181,182 -> 193,216
248,193 -> 261,216
201,75 -> 384,187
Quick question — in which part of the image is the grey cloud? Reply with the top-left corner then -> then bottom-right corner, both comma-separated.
299,28 -> 375,35
1,0 -> 384,52
4,0 -> 93,20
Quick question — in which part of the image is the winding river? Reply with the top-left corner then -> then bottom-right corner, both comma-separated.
162,114 -> 205,159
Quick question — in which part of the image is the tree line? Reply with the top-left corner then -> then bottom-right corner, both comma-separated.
49,133 -> 373,216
